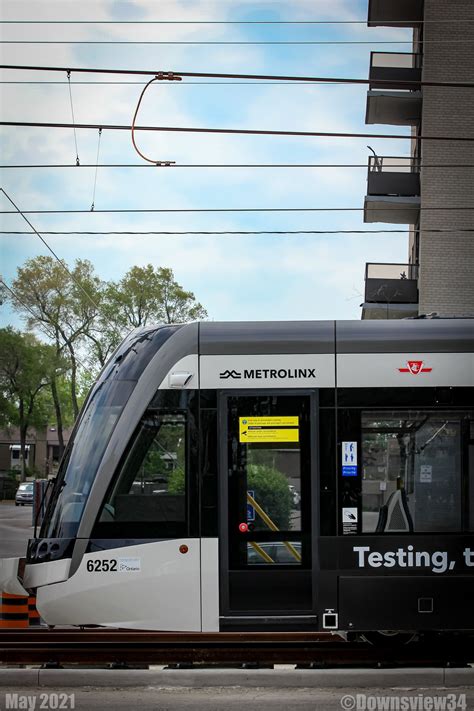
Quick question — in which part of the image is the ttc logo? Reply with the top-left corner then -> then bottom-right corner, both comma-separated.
398,360 -> 432,375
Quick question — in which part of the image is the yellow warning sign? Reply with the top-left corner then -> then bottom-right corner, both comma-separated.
239,416 -> 299,443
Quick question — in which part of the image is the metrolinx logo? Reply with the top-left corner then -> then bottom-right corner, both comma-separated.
219,367 -> 316,380
220,370 -> 242,379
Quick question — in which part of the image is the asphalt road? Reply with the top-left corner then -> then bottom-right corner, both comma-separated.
1,686 -> 473,711
0,501 -> 34,558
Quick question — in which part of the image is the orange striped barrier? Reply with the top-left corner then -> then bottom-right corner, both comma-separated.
0,592 -> 29,628
28,596 -> 42,627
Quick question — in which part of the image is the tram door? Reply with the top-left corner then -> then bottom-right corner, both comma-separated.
219,393 -> 317,624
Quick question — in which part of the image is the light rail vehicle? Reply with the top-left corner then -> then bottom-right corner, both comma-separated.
2,319 -> 473,639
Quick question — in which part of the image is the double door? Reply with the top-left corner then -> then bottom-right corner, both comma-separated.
219,392 -> 318,627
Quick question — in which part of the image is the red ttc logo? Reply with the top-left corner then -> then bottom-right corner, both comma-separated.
398,360 -> 432,375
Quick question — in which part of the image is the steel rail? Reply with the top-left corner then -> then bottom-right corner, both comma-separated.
1,629 -> 472,666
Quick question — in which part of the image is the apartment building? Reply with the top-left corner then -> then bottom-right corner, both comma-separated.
361,0 -> 474,319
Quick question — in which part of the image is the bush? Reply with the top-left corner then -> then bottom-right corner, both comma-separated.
247,464 -> 292,531
168,466 -> 185,495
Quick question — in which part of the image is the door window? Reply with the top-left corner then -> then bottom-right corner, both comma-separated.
227,395 -> 311,568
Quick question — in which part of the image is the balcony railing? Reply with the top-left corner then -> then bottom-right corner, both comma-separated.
364,262 -> 419,304
367,156 -> 420,197
368,0 -> 423,28
369,52 -> 421,91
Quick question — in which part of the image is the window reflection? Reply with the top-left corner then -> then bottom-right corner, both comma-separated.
246,446 -> 301,532
99,413 -> 186,525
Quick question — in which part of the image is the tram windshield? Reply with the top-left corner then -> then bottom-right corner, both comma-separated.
40,324 -> 182,540
41,379 -> 135,539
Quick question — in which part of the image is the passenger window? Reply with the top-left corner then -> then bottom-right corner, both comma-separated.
96,412 -> 187,536
361,410 -> 472,534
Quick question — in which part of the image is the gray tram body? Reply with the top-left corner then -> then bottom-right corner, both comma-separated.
10,320 -> 474,632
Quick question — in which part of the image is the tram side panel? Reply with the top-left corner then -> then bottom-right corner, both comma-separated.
316,342 -> 474,633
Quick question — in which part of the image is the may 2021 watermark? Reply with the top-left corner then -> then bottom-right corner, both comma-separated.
1,693 -> 75,710
340,693 -> 467,711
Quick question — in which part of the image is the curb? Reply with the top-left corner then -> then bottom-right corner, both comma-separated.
0,667 -> 472,688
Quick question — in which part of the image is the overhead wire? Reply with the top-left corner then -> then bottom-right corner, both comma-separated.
1,207 -> 472,214
0,188 -> 117,336
2,121 -> 472,143
90,128 -> 102,211
1,39 -> 473,45
0,81 -> 382,85
0,278 -> 60,343
1,163 -> 473,169
131,75 -> 180,165
2,229 -> 474,236
1,19 -> 472,24
1,65 -> 473,89
66,71 -> 80,166
0,278 -> 103,374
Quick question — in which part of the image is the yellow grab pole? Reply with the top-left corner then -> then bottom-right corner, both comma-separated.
246,492 -> 302,563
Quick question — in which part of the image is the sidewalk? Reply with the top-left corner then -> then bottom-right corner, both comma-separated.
0,667 -> 473,688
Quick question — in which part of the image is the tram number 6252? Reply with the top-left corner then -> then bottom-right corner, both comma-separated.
86,559 -> 117,572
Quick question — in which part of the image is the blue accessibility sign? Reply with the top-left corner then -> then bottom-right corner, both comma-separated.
342,442 -> 358,477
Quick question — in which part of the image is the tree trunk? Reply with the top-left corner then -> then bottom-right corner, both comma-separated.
51,376 -> 65,459
67,343 -> 79,420
19,399 -> 27,483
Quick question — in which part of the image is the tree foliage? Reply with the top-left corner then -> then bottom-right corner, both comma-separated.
5,257 -> 208,455
0,328 -> 60,480
102,265 -> 207,332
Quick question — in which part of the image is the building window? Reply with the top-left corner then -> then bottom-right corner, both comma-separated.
361,411 -> 471,533
10,446 -> 29,468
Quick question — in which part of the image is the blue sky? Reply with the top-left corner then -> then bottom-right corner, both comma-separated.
0,0 -> 413,327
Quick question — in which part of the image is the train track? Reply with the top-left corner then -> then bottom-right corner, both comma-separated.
1,629 -> 473,666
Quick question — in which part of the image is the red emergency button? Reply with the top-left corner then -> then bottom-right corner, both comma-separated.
239,522 -> 249,533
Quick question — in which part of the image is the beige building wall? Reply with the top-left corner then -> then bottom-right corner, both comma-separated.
418,0 -> 474,316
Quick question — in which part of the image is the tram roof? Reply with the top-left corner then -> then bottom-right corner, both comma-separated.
198,319 -> 474,354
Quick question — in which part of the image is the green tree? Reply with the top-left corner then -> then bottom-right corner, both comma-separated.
10,256 -> 103,451
103,265 -> 207,332
0,328 -> 60,481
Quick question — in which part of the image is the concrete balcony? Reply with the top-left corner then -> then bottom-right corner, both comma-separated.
362,262 -> 419,320
364,156 -> 421,224
368,0 -> 423,27
366,53 -> 422,125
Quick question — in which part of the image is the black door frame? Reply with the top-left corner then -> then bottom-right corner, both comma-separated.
218,388 -> 320,621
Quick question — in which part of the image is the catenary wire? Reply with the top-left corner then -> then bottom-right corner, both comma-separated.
0,188 -> 117,334
1,207 -> 472,214
1,163 -> 473,169
1,19 -> 472,24
1,65 -> 473,89
2,121 -> 472,143
0,278 -> 60,343
0,278 -> 99,374
0,81 -> 384,85
90,128 -> 102,211
66,71 -> 80,166
1,40 -> 473,45
2,229 -> 474,236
